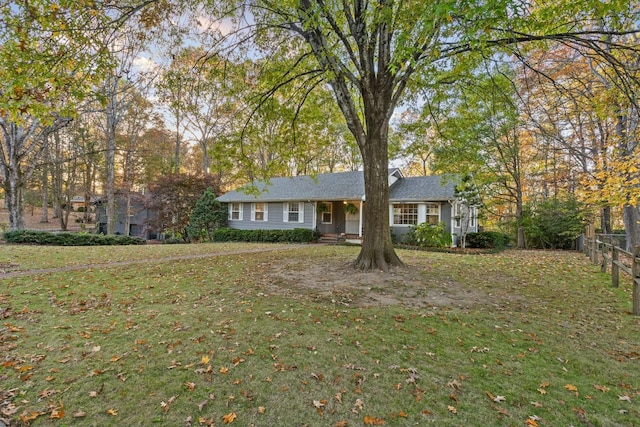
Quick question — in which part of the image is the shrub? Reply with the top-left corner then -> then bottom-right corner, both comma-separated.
521,196 -> 585,249
466,231 -> 510,249
211,228 -> 314,243
407,222 -> 452,248
186,189 -> 228,242
3,230 -> 146,246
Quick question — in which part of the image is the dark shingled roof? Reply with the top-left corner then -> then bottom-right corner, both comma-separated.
389,176 -> 457,201
217,170 -> 456,202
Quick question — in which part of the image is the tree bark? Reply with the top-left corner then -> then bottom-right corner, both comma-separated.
354,141 -> 403,271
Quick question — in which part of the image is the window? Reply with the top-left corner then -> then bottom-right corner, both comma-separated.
251,203 -> 267,221
425,203 -> 439,224
284,202 -> 304,223
392,204 -> 418,225
470,207 -> 477,228
321,203 -> 332,224
229,203 -> 243,220
453,203 -> 462,228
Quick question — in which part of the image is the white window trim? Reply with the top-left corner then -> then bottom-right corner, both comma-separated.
391,203 -> 419,226
229,203 -> 243,221
251,203 -> 268,222
321,202 -> 332,224
283,202 -> 304,223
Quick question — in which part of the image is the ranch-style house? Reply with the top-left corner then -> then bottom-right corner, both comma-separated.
216,168 -> 478,245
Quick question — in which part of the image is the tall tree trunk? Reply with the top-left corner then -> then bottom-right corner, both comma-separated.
105,75 -> 118,235
5,174 -> 25,231
40,155 -> 49,223
600,206 -> 611,234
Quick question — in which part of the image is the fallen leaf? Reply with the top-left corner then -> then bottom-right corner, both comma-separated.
447,405 -> 457,414
49,402 -> 64,419
594,384 -> 610,392
335,391 -> 343,403
258,406 -> 266,414
201,355 -> 210,365
107,408 -> 118,416
493,395 -> 506,402
222,412 -> 237,424
525,419 -> 539,427
72,410 -> 86,417
531,401 -> 543,408
333,421 -> 348,427
619,395 -> 632,402
185,382 -> 196,391
220,366 -> 229,374
363,415 -> 385,425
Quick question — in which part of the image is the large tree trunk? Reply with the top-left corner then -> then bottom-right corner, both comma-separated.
5,174 -> 25,231
354,150 -> 403,271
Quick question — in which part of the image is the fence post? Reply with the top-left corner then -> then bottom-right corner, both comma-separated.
612,246 -> 619,288
591,238 -> 598,264
601,242 -> 608,273
633,247 -> 640,316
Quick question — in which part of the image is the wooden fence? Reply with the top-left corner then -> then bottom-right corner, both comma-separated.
584,236 -> 640,316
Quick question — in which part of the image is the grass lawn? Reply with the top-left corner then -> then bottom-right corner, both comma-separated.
0,243 -> 639,426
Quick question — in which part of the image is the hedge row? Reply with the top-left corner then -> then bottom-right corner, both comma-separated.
212,227 -> 316,243
3,230 -> 146,246
465,231 -> 510,249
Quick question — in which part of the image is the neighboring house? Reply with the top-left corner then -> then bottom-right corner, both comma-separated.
94,191 -> 156,238
217,169 -> 478,245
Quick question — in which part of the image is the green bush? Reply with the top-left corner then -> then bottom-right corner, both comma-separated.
521,196 -> 585,250
466,231 -> 510,249
211,228 -> 314,243
405,222 -> 452,248
186,189 -> 227,242
3,230 -> 146,246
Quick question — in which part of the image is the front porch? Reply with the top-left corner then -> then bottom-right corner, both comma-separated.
315,200 -> 364,240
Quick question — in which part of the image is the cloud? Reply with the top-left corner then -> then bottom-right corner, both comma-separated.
133,56 -> 159,72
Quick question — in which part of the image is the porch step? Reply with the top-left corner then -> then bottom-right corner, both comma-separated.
318,233 -> 340,244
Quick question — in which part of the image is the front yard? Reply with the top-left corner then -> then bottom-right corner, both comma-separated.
1,244 -> 638,426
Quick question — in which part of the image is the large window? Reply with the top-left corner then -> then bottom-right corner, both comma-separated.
229,203 -> 243,220
393,204 -> 418,225
284,202 -> 304,223
425,203 -> 439,224
252,203 -> 267,221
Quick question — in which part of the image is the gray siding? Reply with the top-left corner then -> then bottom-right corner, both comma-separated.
226,202 -> 314,231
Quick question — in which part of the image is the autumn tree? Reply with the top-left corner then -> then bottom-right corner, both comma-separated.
202,0 -> 640,270
0,1 -> 171,230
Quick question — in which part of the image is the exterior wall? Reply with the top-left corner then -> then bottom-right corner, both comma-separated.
226,202 -> 315,231
389,202 -> 453,240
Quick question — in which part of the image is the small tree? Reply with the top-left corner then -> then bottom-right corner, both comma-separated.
454,175 -> 482,248
146,174 -> 221,242
186,188 -> 227,242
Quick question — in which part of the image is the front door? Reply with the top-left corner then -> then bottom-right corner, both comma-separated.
345,211 -> 359,235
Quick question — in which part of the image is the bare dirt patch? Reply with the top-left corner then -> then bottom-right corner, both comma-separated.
267,256 -> 523,309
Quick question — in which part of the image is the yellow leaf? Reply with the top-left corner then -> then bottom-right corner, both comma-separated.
565,384 -> 578,392
222,412 -> 237,424
447,405 -> 457,414
219,366 -> 228,374
257,406 -> 266,414
526,419 -> 539,427
107,409 -> 118,416
201,355 -> 209,365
